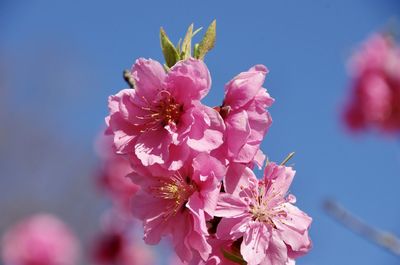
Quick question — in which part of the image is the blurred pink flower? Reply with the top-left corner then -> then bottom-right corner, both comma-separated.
92,230 -> 154,265
95,134 -> 138,216
106,58 -> 224,170
130,153 -> 226,263
1,214 -> 80,265
168,254 -> 186,265
92,209 -> 155,265
344,34 -> 400,133
214,65 -> 274,167
215,163 -> 312,265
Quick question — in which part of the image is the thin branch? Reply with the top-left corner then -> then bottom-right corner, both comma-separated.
323,199 -> 400,256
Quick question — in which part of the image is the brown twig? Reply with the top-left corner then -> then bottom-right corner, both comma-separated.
123,69 -> 135,88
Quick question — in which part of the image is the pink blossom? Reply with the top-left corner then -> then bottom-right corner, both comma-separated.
215,65 -> 274,167
106,58 -> 224,170
1,214 -> 80,265
95,134 -> 139,216
344,34 -> 400,133
130,153 -> 226,263
215,163 -> 311,265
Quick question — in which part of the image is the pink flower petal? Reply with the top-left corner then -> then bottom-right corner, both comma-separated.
142,212 -> 170,245
275,203 -> 312,234
215,193 -> 248,217
165,144 -> 190,171
187,106 -> 224,152
277,225 -> 312,254
134,129 -> 171,166
167,58 -> 211,103
192,153 -> 226,182
253,149 -> 266,169
225,110 -> 251,157
186,195 -> 212,261
216,217 -> 245,240
225,163 -> 258,196
170,213 -> 194,262
261,234 -> 288,265
131,58 -> 166,101
241,224 -> 269,265
131,189 -> 168,221
107,90 -> 139,153
264,163 -> 295,203
224,65 -> 269,110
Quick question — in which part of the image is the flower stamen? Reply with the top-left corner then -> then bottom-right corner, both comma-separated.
150,173 -> 195,220
136,90 -> 183,132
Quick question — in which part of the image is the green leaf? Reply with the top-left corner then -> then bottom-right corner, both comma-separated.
181,23 -> 193,59
193,43 -> 200,59
160,27 -> 180,68
176,38 -> 182,54
197,19 -> 216,60
221,248 -> 247,265
192,27 -> 203,37
280,152 -> 295,166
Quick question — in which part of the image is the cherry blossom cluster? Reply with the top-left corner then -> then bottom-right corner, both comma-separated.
105,22 -> 312,264
343,33 -> 400,133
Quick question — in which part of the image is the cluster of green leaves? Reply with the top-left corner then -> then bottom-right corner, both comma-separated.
160,20 -> 216,69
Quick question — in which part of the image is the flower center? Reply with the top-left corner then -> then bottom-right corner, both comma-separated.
157,95 -> 182,126
150,173 -> 196,219
250,203 -> 275,227
138,91 -> 183,132
241,181 -> 285,228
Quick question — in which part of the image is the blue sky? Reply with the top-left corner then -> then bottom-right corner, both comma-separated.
1,1 -> 400,264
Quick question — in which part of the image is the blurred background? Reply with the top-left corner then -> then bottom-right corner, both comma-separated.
1,0 -> 400,264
